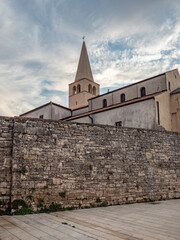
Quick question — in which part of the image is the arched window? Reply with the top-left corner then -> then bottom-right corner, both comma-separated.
73,86 -> 76,95
141,87 -> 146,97
93,86 -> 96,95
103,99 -> 107,108
88,84 -> 92,93
77,84 -> 81,93
121,93 -> 125,103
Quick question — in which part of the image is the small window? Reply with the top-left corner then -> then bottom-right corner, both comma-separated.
103,99 -> 107,108
168,82 -> 171,91
73,86 -> 77,94
121,93 -> 125,103
39,115 -> 43,119
141,87 -> 146,97
156,101 -> 160,125
88,84 -> 92,93
77,84 -> 81,93
116,121 -> 122,126
93,86 -> 96,95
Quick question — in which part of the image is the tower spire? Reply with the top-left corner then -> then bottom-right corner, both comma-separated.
69,40 -> 99,110
75,41 -> 94,82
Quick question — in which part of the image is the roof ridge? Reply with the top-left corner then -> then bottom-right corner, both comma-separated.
20,101 -> 71,116
89,69 -> 177,101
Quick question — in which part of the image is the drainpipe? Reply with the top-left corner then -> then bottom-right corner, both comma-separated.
88,115 -> 94,124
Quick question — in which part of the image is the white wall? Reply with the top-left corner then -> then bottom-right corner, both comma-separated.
70,98 -> 157,130
72,106 -> 89,116
21,103 -> 71,120
70,116 -> 91,124
21,104 -> 52,119
52,105 -> 71,120
89,74 -> 166,111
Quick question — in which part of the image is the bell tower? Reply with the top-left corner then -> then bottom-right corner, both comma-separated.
69,41 -> 99,110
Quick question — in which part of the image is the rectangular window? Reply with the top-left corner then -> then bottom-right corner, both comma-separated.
168,82 -> 171,91
116,121 -> 122,127
39,115 -> 44,119
156,102 -> 160,125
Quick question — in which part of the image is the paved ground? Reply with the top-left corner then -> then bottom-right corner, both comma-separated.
0,199 -> 180,240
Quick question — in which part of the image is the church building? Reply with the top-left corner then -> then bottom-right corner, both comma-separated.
20,41 -> 180,133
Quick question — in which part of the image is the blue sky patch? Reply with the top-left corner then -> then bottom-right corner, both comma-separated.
24,60 -> 44,70
107,40 -> 133,52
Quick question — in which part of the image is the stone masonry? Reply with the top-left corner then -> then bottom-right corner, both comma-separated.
0,116 -> 179,211
0,117 -> 13,211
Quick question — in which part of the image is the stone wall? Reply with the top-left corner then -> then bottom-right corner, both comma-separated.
0,117 -> 13,211
0,116 -> 179,212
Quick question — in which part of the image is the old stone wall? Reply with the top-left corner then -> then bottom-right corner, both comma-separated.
0,117 -> 13,211
0,116 -> 179,212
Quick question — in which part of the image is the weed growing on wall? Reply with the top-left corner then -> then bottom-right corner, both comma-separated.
16,166 -> 27,175
59,191 -> 66,198
12,199 -> 33,215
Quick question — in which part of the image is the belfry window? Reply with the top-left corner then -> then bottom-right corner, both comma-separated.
77,84 -> 81,93
103,99 -> 107,108
73,86 -> 76,94
141,87 -> 146,97
121,93 -> 125,103
93,86 -> 96,95
88,84 -> 92,93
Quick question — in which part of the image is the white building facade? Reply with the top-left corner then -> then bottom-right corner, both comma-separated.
20,42 -> 180,133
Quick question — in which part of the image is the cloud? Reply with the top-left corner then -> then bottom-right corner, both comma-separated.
0,0 -> 180,116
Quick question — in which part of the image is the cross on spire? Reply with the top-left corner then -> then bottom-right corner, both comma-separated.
82,36 -> 85,41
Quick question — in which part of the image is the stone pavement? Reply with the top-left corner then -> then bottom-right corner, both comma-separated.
0,199 -> 180,240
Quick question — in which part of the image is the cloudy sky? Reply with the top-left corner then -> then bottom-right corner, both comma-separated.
0,0 -> 180,116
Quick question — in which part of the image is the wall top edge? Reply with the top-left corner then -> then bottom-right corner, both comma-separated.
0,115 -> 179,136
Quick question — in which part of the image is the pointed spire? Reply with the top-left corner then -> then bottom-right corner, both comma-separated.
75,41 -> 94,82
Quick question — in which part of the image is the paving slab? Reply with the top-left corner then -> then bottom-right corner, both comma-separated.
0,199 -> 179,240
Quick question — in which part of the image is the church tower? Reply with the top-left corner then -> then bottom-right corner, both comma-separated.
69,41 -> 99,109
